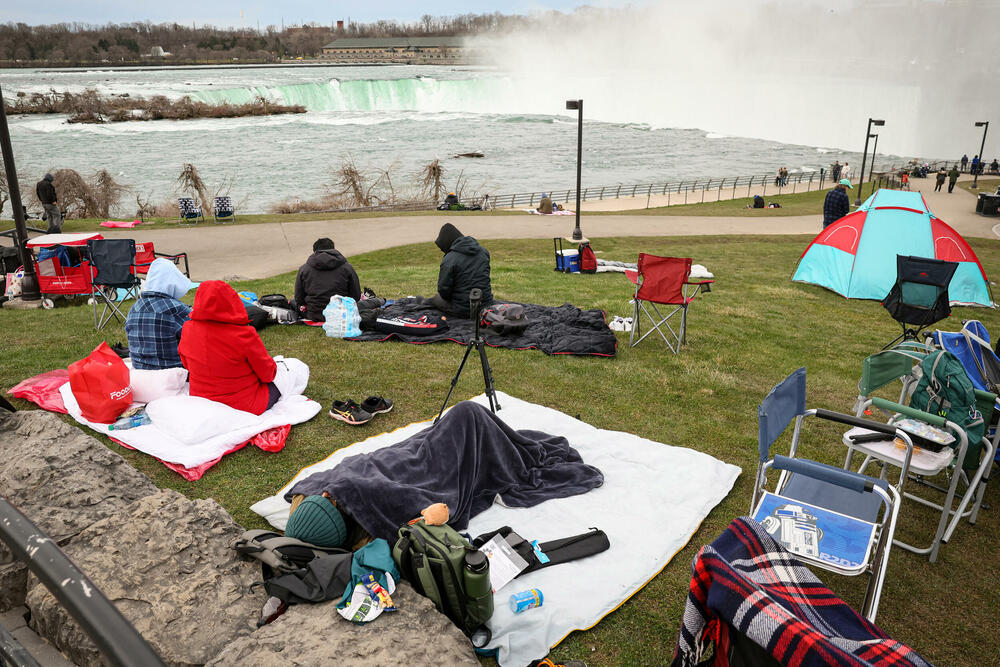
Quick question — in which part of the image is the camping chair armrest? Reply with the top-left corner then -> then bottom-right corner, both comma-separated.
813,408 -> 899,435
870,397 -> 947,427
773,455 -> 871,493
684,279 -> 713,293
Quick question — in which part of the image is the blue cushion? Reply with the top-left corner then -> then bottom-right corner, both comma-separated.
783,473 -> 888,523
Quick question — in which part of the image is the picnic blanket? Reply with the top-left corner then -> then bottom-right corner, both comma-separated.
285,401 -> 605,541
526,208 -> 576,215
348,299 -> 617,356
252,392 -> 741,667
672,517 -> 931,667
8,368 -> 319,480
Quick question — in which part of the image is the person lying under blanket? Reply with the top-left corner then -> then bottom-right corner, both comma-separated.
282,401 -> 604,545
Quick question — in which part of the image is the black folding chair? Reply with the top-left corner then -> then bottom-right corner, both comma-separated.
882,255 -> 958,350
87,239 -> 144,330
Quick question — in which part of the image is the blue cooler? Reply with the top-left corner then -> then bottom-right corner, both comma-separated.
556,249 -> 580,272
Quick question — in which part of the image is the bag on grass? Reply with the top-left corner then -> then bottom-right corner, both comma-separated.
260,294 -> 291,310
480,303 -> 529,336
322,295 -> 361,338
68,341 -> 133,423
392,519 -> 493,638
578,242 -> 598,274
4,267 -> 23,298
910,349 -> 984,468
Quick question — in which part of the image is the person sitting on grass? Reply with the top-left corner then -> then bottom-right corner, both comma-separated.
124,258 -> 191,370
293,237 -> 361,321
179,281 -> 309,415
425,223 -> 493,317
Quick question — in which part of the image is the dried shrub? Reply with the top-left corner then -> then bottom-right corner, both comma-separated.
176,163 -> 210,212
421,159 -> 445,203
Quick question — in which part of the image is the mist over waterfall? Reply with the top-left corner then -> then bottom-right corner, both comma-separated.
477,0 -> 999,159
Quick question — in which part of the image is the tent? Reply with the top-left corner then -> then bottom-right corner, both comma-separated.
792,189 -> 992,306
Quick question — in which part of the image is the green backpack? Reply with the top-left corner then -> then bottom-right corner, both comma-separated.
910,349 -> 985,468
392,520 -> 493,640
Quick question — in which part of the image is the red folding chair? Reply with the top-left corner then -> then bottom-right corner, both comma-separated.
626,254 -> 713,352
133,242 -> 190,278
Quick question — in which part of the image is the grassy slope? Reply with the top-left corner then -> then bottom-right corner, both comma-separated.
2,234 -> 999,665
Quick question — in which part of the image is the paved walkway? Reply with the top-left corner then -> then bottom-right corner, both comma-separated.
93,175 -> 999,282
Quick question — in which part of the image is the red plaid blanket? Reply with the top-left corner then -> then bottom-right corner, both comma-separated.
672,518 -> 931,667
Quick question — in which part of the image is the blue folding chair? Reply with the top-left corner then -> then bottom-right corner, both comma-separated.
753,368 -> 904,621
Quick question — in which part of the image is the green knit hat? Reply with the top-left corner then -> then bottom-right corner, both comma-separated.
285,495 -> 347,548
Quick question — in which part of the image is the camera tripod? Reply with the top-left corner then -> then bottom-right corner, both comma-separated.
436,288 -> 500,424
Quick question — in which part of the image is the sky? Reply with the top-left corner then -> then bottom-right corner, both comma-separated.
1,1 -> 642,27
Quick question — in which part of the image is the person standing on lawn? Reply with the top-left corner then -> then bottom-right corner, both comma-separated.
822,178 -> 852,228
35,173 -> 62,234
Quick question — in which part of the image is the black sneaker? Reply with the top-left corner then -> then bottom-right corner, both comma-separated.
361,396 -> 393,415
329,400 -> 373,425
362,286 -> 378,300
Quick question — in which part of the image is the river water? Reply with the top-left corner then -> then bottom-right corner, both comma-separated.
0,64 -> 901,214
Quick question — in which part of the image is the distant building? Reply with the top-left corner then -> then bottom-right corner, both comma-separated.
320,36 -> 472,64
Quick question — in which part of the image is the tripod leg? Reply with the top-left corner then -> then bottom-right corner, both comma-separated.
477,340 -> 501,413
436,343 -> 475,424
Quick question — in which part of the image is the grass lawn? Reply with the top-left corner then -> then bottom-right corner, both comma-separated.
1,184 -> 842,233
2,234 -> 999,665
960,177 -> 1000,196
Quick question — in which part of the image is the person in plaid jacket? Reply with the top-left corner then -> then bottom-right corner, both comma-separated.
125,258 -> 191,370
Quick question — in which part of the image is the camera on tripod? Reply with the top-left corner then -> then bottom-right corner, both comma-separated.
435,287 -> 500,423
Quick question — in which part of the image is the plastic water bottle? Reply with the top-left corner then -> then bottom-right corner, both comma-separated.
109,411 -> 151,431
509,588 -> 543,614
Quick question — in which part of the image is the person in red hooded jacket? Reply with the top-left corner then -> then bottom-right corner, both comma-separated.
178,280 -> 280,414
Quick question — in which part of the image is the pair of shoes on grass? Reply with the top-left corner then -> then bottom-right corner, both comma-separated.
329,396 -> 393,425
608,315 -> 633,332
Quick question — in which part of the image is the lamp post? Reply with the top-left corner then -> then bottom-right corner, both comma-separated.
866,133 -> 879,194
972,121 -> 989,189
0,83 -> 40,301
565,99 -> 585,242
855,118 -> 885,206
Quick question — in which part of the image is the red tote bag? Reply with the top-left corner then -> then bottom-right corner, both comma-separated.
67,341 -> 133,423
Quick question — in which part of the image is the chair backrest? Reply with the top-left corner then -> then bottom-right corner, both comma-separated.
758,367 -> 806,463
214,196 -> 233,214
859,348 -> 925,397
882,255 -> 957,327
933,320 -> 1000,395
178,198 -> 201,215
635,254 -> 691,304
87,239 -> 137,287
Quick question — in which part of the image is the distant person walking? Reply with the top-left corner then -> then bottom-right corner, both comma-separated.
947,165 -> 960,193
823,178 -> 852,228
935,168 -> 947,192
841,162 -> 851,183
35,173 -> 62,234
900,172 -> 910,190
831,161 -> 842,181
961,154 -> 968,173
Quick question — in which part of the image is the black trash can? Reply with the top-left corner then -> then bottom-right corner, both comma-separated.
977,192 -> 987,213
983,194 -> 1000,217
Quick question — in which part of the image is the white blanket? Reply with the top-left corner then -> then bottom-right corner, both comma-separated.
58,383 -> 321,469
251,392 -> 740,666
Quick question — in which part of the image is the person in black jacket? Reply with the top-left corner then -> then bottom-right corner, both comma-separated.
427,223 -> 493,317
35,173 -> 62,234
293,238 -> 362,321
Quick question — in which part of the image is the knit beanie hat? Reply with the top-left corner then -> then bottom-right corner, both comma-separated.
435,223 -> 462,253
313,237 -> 336,252
284,495 -> 347,547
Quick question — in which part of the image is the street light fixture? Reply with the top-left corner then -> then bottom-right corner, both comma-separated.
565,99 -> 585,242
0,83 -> 40,301
856,118 -> 885,206
972,121 -> 989,189
866,133 -> 879,192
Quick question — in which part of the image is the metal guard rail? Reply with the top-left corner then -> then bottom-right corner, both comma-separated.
0,495 -> 165,667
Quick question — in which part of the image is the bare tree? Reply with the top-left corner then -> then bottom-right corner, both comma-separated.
420,159 -> 445,203
176,163 -> 210,212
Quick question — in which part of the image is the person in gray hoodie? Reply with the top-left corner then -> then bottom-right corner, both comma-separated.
427,223 -> 493,317
124,258 -> 192,370
294,237 -> 362,321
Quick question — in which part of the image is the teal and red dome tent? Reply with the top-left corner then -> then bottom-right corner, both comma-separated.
792,190 -> 992,306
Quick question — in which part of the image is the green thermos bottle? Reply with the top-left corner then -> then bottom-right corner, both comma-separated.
463,549 -> 494,625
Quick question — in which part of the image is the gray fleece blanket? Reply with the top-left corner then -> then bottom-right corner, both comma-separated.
285,401 -> 604,541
